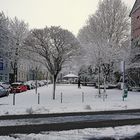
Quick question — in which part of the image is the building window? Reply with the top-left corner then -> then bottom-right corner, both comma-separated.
5,77 -> 7,81
0,76 -> 2,81
0,73 -> 3,81
18,72 -> 20,80
0,58 -> 3,70
5,62 -> 8,68
0,63 -> 3,70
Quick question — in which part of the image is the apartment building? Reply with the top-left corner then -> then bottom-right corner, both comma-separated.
130,0 -> 140,64
129,0 -> 140,86
0,57 -> 10,82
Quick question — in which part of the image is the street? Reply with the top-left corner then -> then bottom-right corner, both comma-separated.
1,109 -> 140,135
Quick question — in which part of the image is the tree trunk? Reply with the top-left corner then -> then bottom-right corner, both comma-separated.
13,68 -> 16,83
15,67 -> 18,82
53,75 -> 57,100
13,61 -> 18,82
13,67 -> 17,82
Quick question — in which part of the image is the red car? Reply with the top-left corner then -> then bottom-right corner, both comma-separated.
10,83 -> 28,93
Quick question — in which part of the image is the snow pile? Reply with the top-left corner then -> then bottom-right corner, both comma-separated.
1,125 -> 140,140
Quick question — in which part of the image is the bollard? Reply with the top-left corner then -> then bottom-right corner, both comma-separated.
35,84 -> 37,94
103,91 -> 106,102
103,94 -> 105,102
38,93 -> 40,104
82,92 -> 84,103
61,92 -> 63,103
13,92 -> 15,105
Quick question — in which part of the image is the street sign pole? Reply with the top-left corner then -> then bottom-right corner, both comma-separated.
122,61 -> 125,90
121,61 -> 128,101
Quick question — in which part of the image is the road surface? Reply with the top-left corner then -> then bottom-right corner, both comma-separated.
0,109 -> 140,135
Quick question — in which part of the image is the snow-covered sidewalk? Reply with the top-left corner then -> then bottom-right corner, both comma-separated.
0,84 -> 140,116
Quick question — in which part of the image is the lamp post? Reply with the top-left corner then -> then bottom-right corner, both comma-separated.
121,61 -> 128,101
35,67 -> 38,94
15,43 -> 19,82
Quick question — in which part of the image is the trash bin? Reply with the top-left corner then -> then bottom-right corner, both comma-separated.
123,89 -> 128,98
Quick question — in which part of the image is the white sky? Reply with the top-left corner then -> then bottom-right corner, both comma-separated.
0,0 -> 135,35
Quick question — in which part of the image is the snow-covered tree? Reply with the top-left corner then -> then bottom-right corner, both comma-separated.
0,12 -> 12,59
25,26 -> 80,99
9,17 -> 29,82
78,0 -> 130,84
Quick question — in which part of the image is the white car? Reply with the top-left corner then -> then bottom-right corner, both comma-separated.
0,82 -> 10,89
24,81 -> 36,90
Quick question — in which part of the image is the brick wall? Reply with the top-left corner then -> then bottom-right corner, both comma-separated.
131,8 -> 140,39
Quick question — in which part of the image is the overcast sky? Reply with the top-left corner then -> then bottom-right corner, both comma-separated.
0,0 -> 135,35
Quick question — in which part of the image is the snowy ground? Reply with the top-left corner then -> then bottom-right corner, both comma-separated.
0,84 -> 140,115
0,84 -> 140,139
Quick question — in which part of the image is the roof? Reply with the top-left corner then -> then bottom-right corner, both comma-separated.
11,82 -> 22,85
63,74 -> 78,78
130,0 -> 140,17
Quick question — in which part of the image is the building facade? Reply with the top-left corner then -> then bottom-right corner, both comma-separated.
0,57 -> 10,82
130,0 -> 140,64
129,0 -> 140,86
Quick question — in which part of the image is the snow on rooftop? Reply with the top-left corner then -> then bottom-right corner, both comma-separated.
63,74 -> 78,78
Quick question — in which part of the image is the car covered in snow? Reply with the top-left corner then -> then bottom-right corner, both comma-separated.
0,85 -> 9,97
24,81 -> 36,90
10,82 -> 28,93
0,82 -> 10,90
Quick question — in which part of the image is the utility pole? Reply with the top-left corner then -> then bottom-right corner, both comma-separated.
35,67 -> 38,94
15,43 -> 19,82
121,61 -> 128,101
98,51 -> 101,97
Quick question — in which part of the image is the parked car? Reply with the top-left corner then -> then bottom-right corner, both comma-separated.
108,84 -> 117,89
95,83 -> 109,89
31,81 -> 36,88
10,82 -> 28,93
0,82 -> 10,90
38,81 -> 45,86
117,82 -> 123,89
24,81 -> 35,90
47,80 -> 51,84
42,80 -> 48,85
0,85 -> 9,97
